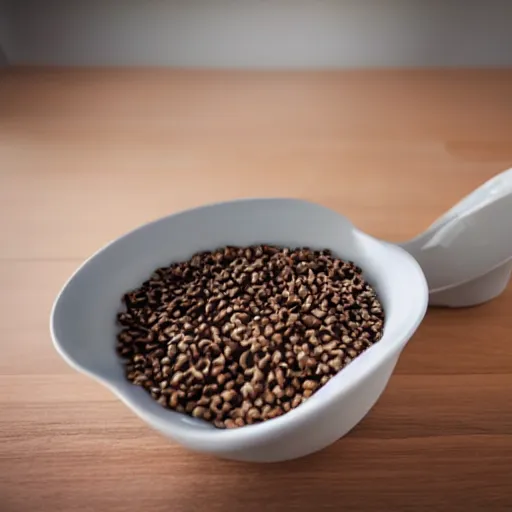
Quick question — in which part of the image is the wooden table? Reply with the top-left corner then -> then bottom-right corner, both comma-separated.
1,69 -> 512,512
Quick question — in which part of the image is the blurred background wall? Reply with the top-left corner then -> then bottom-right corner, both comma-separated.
0,1 -> 10,66
1,0 -> 511,68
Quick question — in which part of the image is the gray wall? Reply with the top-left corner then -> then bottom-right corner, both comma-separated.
0,1 -> 10,66
0,47 -> 7,67
2,0 -> 512,68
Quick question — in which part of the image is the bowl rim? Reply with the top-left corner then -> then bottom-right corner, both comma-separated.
50,197 -> 429,449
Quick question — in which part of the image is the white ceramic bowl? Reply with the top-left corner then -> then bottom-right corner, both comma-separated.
51,199 -> 428,462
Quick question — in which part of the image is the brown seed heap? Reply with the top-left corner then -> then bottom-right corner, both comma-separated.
116,245 -> 384,429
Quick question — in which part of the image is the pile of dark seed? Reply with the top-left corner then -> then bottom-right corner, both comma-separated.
116,245 -> 384,429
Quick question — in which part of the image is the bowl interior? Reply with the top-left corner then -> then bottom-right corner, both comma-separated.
51,198 -> 428,435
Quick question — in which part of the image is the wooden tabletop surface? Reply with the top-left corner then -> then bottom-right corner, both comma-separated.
1,68 -> 512,512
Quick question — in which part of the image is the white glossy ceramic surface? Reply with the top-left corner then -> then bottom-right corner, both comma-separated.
400,167 -> 512,307
51,199 -> 428,462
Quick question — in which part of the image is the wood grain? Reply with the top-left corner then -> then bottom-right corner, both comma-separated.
1,68 -> 511,512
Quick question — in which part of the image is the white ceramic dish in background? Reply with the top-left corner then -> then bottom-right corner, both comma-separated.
50,199 -> 428,462
399,167 -> 512,307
